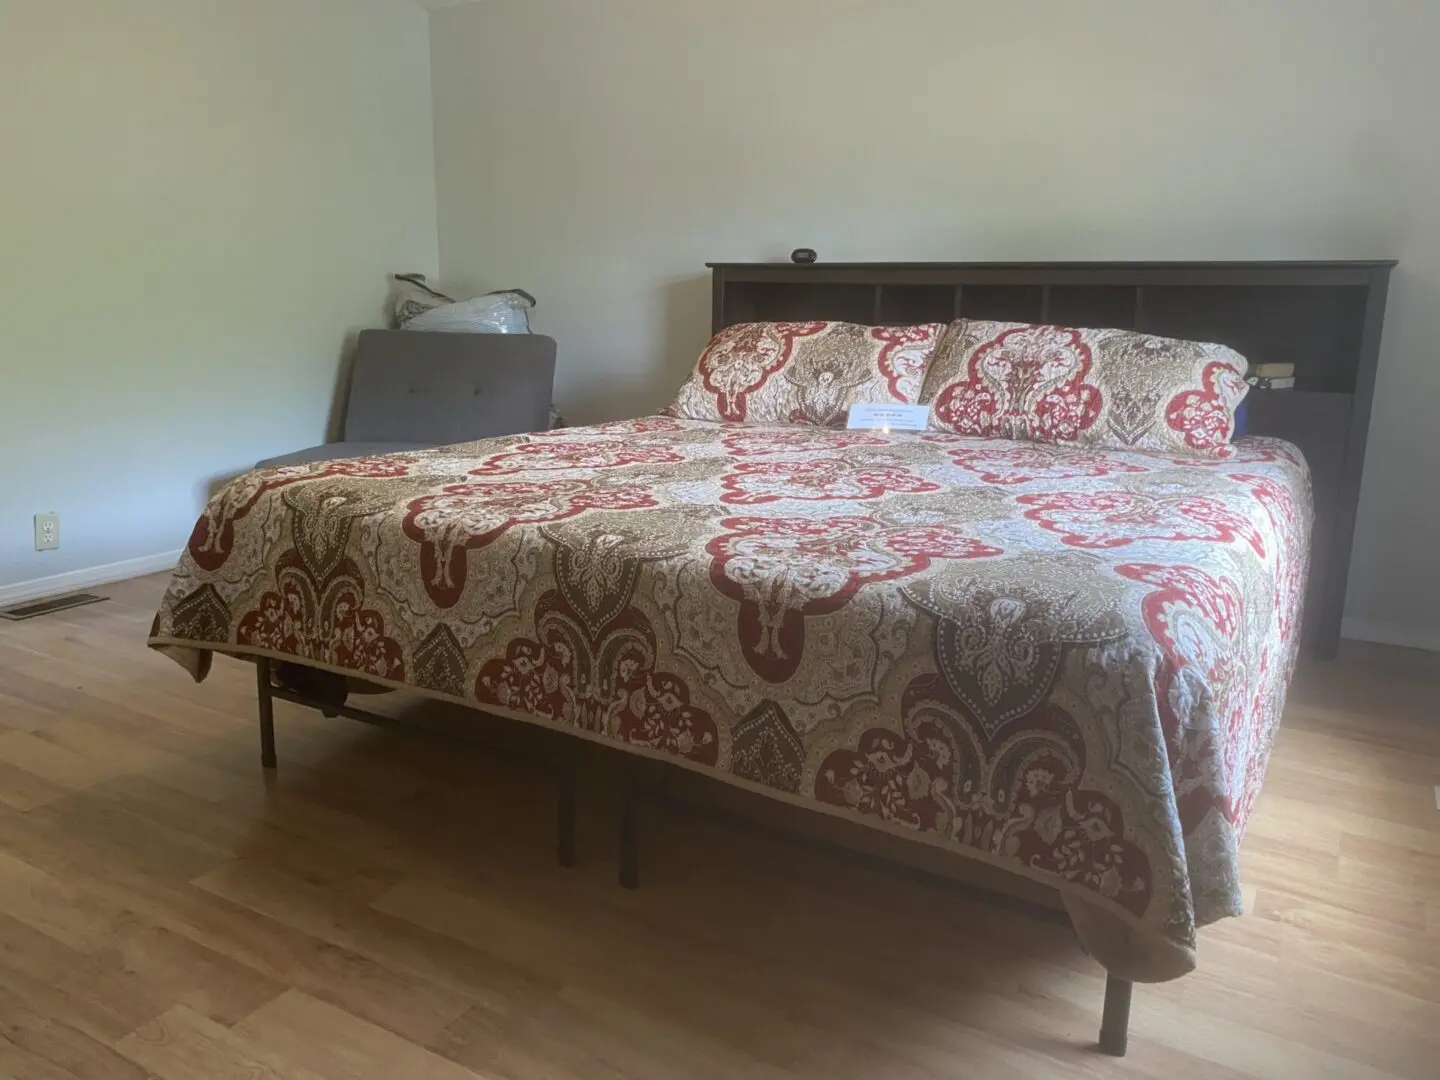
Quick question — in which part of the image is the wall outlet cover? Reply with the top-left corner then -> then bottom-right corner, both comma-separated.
34,512 -> 60,551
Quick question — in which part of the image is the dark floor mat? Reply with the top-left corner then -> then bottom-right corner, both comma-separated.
0,592 -> 107,621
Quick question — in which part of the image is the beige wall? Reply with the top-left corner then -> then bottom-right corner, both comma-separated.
430,0 -> 1440,647
0,0 -> 438,595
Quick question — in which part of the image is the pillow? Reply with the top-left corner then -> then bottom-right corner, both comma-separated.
920,320 -> 1249,458
667,321 -> 945,426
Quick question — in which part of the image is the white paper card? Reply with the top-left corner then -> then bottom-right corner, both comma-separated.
846,404 -> 930,432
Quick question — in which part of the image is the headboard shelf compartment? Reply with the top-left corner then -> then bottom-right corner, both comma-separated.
877,283 -> 956,325
707,259 -> 1395,658
958,284 -> 1046,323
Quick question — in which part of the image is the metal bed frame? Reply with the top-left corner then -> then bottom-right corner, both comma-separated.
255,656 -> 1134,1057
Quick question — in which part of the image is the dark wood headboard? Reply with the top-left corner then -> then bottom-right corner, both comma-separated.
707,260 -> 1397,658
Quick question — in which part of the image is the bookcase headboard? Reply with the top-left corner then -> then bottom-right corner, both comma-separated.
707,259 -> 1396,657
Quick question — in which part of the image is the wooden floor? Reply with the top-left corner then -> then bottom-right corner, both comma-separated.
1,574 -> 1437,1080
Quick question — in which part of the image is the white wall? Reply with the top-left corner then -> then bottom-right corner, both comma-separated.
0,0 -> 438,596
429,0 -> 1440,647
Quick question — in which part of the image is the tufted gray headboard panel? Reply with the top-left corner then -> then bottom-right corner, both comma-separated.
342,330 -> 557,445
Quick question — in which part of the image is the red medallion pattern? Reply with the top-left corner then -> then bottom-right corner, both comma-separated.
719,458 -> 940,505
928,323 -> 1103,443
1232,472 -> 1307,641
721,427 -> 890,457
402,479 -> 658,608
922,320 -> 1248,459
669,321 -> 943,425
678,321 -> 825,422
188,457 -> 413,572
1117,563 -> 1243,733
816,677 -> 1153,915
236,552 -> 405,680
873,324 -> 943,403
1164,361 -> 1250,458
706,515 -> 1003,682
1166,439 -> 1303,470
1017,491 -> 1266,556
470,440 -> 685,476
151,420 -> 1311,982
940,442 -> 1152,486
1114,562 -> 1255,838
475,590 -> 719,765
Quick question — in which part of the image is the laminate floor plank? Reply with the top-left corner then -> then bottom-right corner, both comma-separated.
193,860 -> 559,1020
114,1005 -> 325,1080
0,982 -> 151,1080
234,990 -> 487,1080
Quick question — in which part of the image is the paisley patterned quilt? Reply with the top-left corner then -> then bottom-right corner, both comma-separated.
150,417 -> 1311,982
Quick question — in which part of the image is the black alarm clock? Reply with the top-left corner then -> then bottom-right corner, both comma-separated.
791,248 -> 818,265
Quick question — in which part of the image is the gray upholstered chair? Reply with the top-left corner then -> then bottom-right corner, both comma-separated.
257,330 -> 557,469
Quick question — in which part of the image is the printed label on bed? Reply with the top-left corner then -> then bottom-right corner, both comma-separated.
846,404 -> 930,431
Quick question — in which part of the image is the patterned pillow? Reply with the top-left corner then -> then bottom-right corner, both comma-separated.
668,321 -> 945,426
920,320 -> 1249,458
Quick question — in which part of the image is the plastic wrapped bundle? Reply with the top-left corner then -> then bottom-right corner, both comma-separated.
390,274 -> 535,334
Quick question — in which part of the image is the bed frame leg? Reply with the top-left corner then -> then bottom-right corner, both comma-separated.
556,755 -> 577,869
1099,975 -> 1132,1056
256,658 -> 278,770
619,779 -> 639,890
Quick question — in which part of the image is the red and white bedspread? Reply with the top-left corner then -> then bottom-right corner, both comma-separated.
150,417 -> 1311,980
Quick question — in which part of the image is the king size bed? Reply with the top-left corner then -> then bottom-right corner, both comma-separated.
149,260 -> 1393,1056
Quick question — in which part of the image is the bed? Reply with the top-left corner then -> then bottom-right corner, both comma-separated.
149,417 -> 1307,1025
148,260 -> 1383,1057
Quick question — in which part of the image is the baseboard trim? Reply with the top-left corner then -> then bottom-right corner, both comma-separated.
0,550 -> 182,607
1341,617 -> 1440,653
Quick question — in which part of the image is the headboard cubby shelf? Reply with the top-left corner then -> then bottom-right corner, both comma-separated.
708,260 -> 1396,658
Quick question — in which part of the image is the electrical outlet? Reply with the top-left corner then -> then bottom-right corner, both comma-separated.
34,512 -> 60,551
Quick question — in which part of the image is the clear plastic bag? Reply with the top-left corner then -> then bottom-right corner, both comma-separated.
390,274 -> 536,334
393,274 -> 535,335
390,274 -> 453,326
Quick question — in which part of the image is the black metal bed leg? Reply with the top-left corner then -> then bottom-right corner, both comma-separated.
619,777 -> 639,889
556,755 -> 577,869
1099,975 -> 1132,1056
256,658 -> 278,770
